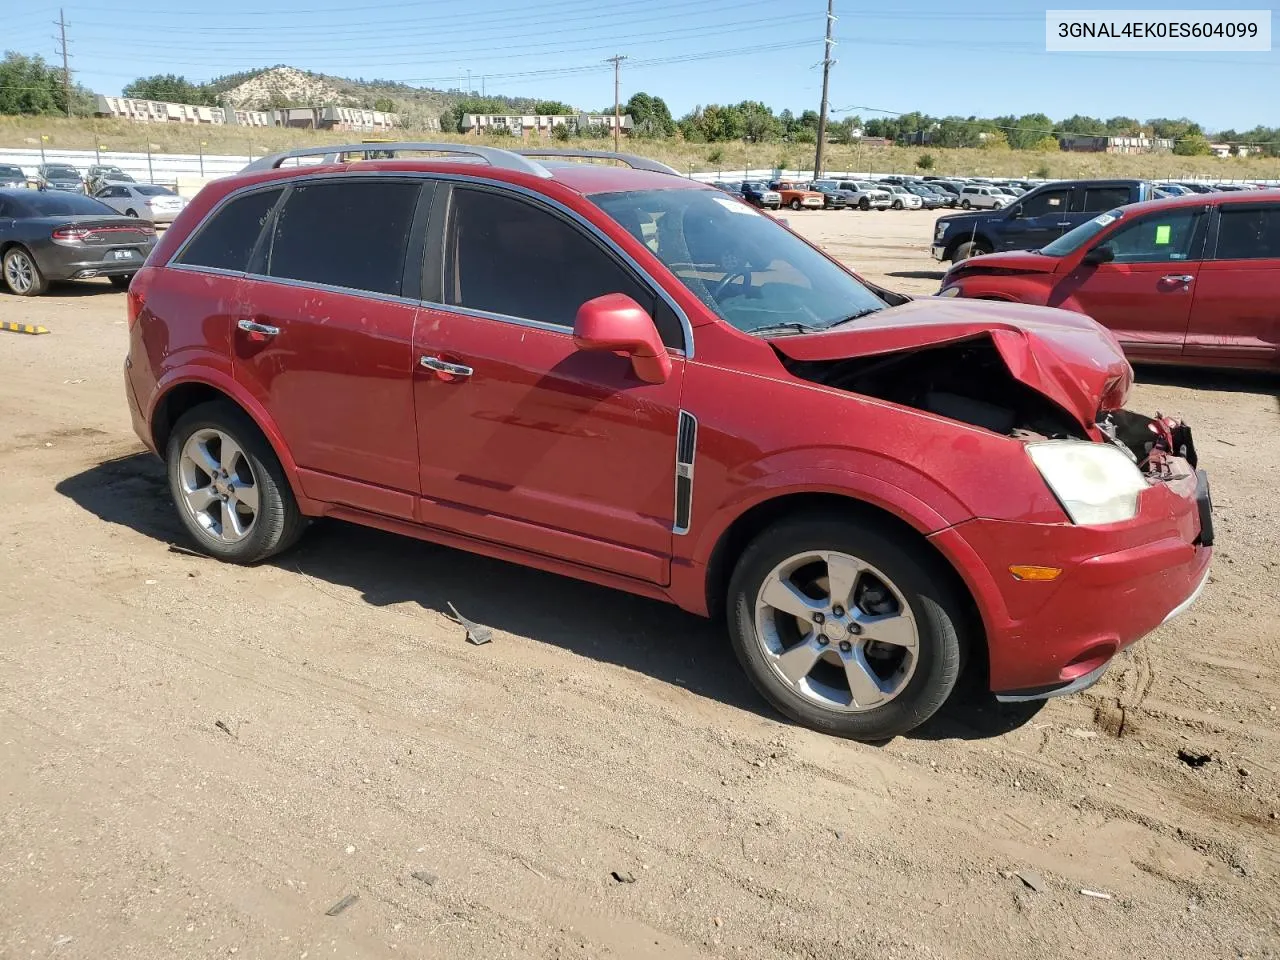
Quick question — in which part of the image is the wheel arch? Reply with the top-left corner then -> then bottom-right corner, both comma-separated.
943,232 -> 992,260
149,375 -> 315,512
699,493 -> 986,675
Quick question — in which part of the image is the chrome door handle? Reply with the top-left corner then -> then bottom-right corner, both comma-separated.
1162,274 -> 1194,284
419,355 -> 473,377
237,318 -> 279,336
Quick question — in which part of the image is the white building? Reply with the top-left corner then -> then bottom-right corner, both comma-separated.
461,113 -> 633,137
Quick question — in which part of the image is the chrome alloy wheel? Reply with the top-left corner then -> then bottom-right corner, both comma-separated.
178,428 -> 259,543
4,250 -> 35,294
754,551 -> 919,712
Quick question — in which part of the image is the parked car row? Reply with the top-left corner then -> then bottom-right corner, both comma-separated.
711,178 -> 958,212
937,187 -> 1280,372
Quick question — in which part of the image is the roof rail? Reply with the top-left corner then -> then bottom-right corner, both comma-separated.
513,149 -> 682,176
240,142 -> 552,178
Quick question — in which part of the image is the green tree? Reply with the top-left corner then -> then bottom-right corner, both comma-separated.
533,100 -> 574,115
1031,135 -> 1061,152
1104,116 -> 1143,135
980,128 -> 1011,150
737,100 -> 780,142
122,73 -> 216,105
916,153 -> 935,170
0,52 -> 93,115
1055,114 -> 1107,136
372,97 -> 395,113
1173,134 -> 1214,156
625,92 -> 675,138
1148,117 -> 1203,140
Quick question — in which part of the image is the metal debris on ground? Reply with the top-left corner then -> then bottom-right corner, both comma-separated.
410,870 -> 437,886
1177,747 -> 1213,768
214,719 -> 235,737
1016,870 -> 1046,892
1079,889 -> 1112,900
325,892 -> 359,916
447,602 -> 493,645
611,870 -> 637,884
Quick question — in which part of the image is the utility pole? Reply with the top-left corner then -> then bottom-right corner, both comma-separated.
813,0 -> 836,178
605,55 -> 627,153
54,8 -> 71,117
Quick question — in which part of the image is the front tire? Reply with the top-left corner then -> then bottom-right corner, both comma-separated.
166,402 -> 306,563
109,274 -> 133,290
858,197 -> 870,211
952,240 -> 991,262
961,199 -> 971,209
727,513 -> 966,741
893,199 -> 904,210
3,247 -> 46,297
790,199 -> 802,211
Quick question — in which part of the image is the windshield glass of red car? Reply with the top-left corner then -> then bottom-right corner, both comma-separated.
1039,208 -> 1124,257
590,188 -> 887,333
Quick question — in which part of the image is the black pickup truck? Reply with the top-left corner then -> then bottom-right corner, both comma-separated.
930,179 -> 1156,263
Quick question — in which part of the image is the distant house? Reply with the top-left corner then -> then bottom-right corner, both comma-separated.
1057,133 -> 1175,153
854,136 -> 893,148
461,113 -> 633,137
269,106 -> 408,133
1208,142 -> 1251,158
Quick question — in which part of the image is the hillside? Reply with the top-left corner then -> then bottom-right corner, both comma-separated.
2,113 -> 1278,183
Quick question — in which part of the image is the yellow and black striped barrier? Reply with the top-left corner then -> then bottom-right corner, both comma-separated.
0,321 -> 50,335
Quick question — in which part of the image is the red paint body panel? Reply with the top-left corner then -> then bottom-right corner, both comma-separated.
943,191 -> 1280,371
127,156 -> 1215,700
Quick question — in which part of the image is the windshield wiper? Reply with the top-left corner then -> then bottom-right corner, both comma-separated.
823,308 -> 882,330
748,321 -> 821,336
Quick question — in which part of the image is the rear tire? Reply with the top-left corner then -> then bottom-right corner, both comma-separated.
109,274 -> 134,291
726,512 -> 966,741
166,401 -> 306,564
893,199 -> 904,210
961,199 -> 972,209
859,197 -> 870,211
2,247 -> 46,297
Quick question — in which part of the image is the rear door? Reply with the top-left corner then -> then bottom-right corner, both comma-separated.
1059,205 -> 1208,360
996,185 -> 1072,251
1184,202 -> 1280,366
234,176 -> 431,519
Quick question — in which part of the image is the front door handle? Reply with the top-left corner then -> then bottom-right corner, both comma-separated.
237,318 -> 279,337
419,355 -> 473,378
1161,274 -> 1195,284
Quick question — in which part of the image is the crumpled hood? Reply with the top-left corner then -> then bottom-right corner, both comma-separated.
770,297 -> 1133,429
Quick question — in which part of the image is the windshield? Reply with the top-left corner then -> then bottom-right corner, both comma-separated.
591,188 -> 888,334
0,165 -> 22,178
45,167 -> 79,178
135,185 -> 175,197
1038,208 -> 1124,256
14,192 -> 117,216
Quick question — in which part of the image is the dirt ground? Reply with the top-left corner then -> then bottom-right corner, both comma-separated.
2,208 -> 1277,960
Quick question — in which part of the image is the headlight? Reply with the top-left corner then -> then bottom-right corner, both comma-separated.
935,223 -> 947,241
937,285 -> 961,297
1026,440 -> 1147,525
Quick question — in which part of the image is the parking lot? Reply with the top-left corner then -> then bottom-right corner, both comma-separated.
1,207 -> 1277,959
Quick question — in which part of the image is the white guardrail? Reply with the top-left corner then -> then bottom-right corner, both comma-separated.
2,148 -> 1276,199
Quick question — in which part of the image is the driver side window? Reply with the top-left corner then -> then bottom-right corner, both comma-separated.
1019,189 -> 1068,218
1100,209 -> 1205,263
444,187 -> 683,348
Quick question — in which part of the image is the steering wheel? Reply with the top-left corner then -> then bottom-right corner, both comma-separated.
711,267 -> 752,300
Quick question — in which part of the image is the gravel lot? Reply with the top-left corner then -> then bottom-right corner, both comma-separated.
1,207 -> 1277,960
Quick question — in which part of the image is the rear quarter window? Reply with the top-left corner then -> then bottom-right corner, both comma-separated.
1082,186 -> 1133,211
176,187 -> 283,272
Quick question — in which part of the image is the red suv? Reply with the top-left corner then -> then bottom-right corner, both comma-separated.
124,143 -> 1213,741
937,191 -> 1280,370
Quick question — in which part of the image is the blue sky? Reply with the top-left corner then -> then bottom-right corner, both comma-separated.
4,0 -> 1276,131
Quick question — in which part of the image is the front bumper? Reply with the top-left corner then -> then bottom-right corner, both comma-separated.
931,244 -> 947,261
929,458 -> 1212,698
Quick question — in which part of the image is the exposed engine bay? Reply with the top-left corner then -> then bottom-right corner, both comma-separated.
778,335 -> 1198,480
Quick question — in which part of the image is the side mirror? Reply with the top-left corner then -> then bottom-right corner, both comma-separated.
1083,245 -> 1115,265
574,293 -> 671,385
1009,205 -> 1023,219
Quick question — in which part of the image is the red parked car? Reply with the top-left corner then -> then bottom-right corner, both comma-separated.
123,143 -> 1213,741
937,190 -> 1280,370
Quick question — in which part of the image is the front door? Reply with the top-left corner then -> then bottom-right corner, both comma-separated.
1053,206 -> 1208,360
412,184 -> 687,585
234,176 -> 431,519
997,185 -> 1071,251
1185,203 -> 1280,366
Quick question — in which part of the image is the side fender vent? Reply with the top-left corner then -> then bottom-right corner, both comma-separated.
673,410 -> 698,535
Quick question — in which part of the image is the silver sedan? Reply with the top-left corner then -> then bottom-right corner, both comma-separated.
92,183 -> 188,224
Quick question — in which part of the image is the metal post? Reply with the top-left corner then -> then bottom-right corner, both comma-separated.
146,142 -> 154,184
606,55 -> 627,154
56,9 -> 71,118
40,136 -> 47,164
199,140 -> 205,176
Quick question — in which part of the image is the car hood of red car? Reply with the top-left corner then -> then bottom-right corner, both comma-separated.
948,250 -> 1060,276
770,297 -> 1132,429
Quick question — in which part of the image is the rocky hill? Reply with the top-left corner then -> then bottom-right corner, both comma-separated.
217,67 -> 355,109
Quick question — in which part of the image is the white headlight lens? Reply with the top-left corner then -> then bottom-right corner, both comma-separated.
1026,441 -> 1147,525
937,285 -> 961,297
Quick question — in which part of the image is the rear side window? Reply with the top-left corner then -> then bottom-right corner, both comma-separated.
1214,206 -> 1280,260
445,187 -> 664,336
266,179 -> 421,296
177,188 -> 282,272
1019,189 -> 1068,218
1081,186 -> 1132,211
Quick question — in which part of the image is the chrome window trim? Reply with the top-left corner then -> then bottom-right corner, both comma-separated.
163,170 -> 695,358
240,272 -> 420,307
167,263 -> 248,280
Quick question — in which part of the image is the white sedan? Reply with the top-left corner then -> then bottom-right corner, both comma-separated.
92,183 -> 188,224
